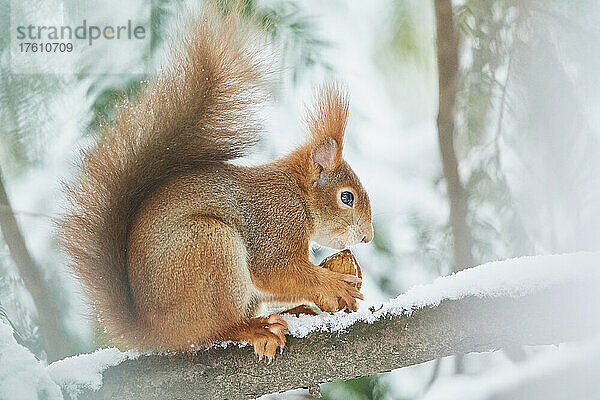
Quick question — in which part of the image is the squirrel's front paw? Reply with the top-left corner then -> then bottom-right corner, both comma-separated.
314,271 -> 364,313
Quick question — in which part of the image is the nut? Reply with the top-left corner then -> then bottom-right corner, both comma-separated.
314,249 -> 363,312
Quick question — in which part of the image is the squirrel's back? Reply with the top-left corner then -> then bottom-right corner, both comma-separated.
59,5 -> 275,345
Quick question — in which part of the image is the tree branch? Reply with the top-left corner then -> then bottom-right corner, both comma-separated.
81,277 -> 600,400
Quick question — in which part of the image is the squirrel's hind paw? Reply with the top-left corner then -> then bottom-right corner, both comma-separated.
227,314 -> 289,361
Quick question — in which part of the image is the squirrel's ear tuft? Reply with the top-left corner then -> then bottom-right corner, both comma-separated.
311,137 -> 338,170
306,83 -> 349,167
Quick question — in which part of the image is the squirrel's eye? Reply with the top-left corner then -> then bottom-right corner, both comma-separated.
340,191 -> 354,207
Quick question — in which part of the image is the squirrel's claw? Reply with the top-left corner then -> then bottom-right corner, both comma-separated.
232,314 -> 287,362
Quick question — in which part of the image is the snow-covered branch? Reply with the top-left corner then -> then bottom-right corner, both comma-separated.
46,253 -> 600,399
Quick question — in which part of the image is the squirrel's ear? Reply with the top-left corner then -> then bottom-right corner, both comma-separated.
307,83 -> 349,166
311,137 -> 338,171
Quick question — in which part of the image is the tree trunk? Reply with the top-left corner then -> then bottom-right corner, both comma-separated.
0,167 -> 75,361
434,0 -> 473,273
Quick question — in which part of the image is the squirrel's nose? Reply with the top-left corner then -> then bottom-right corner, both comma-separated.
361,225 -> 374,243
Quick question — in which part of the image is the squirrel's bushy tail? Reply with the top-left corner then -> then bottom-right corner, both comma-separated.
59,6 -> 274,344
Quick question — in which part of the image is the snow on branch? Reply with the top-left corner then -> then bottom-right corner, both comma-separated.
47,252 -> 600,399
285,252 -> 600,337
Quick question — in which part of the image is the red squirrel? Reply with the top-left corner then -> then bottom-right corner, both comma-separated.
59,5 -> 373,360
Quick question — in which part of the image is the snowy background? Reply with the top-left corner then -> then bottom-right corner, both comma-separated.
1,0 -> 600,399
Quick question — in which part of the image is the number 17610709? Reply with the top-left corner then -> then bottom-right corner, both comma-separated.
19,42 -> 73,53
